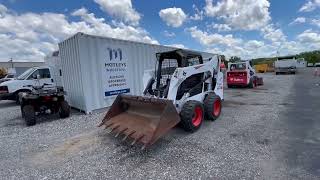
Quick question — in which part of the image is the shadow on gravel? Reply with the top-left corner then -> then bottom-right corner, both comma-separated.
223,100 -> 291,107
0,101 -> 17,108
1,118 -> 25,127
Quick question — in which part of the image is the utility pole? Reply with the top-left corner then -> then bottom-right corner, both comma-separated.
9,58 -> 13,68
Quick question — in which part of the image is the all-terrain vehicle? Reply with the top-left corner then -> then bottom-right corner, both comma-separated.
99,49 -> 224,148
20,83 -> 70,126
227,60 -> 263,88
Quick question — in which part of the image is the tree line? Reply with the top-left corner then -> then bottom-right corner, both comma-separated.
225,50 -> 320,65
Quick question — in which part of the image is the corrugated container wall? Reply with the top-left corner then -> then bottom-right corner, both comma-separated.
59,33 -> 216,113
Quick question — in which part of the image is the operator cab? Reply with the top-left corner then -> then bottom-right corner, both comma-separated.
144,49 -> 212,99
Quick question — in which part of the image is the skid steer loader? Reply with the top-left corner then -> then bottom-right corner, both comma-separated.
99,49 -> 224,149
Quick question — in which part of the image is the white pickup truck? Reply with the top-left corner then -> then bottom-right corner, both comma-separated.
275,56 -> 297,75
0,66 -> 55,103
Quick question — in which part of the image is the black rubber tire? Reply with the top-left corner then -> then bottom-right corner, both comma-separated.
227,84 -> 232,88
15,93 -> 20,105
23,105 -> 36,126
180,100 -> 204,132
21,106 -> 25,118
248,78 -> 254,88
59,101 -> 70,118
204,93 -> 222,120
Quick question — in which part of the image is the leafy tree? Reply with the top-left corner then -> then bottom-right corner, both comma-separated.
252,50 -> 320,65
0,67 -> 7,78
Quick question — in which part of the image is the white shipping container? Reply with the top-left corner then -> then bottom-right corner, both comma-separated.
59,33 -> 216,113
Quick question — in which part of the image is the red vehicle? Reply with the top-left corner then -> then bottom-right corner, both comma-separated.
227,61 -> 263,88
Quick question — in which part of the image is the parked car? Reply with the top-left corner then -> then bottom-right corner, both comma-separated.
0,66 -> 55,104
307,63 -> 314,67
315,62 -> 320,67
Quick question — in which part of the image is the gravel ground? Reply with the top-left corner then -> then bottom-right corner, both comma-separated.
0,69 -> 319,179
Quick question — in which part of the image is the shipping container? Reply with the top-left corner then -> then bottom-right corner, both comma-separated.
59,32 -> 217,113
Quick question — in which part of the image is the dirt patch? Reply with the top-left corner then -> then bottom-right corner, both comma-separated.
31,130 -> 100,166
256,138 -> 271,146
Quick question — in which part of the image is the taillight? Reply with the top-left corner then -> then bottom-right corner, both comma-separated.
0,86 -> 8,94
43,96 -> 52,101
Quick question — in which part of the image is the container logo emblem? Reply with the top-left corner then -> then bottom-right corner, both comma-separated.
107,48 -> 122,61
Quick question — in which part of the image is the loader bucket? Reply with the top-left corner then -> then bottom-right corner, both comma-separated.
99,94 -> 181,147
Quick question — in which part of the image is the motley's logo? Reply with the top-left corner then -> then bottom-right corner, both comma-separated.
107,48 -> 122,61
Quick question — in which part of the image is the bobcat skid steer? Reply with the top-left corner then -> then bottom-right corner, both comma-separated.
99,49 -> 224,149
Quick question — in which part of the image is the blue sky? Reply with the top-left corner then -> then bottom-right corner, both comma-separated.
0,0 -> 319,61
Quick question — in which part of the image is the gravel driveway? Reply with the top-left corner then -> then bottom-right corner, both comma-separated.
0,68 -> 319,179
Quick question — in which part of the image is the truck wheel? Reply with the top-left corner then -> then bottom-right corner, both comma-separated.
59,101 -> 70,118
23,105 -> 36,126
180,101 -> 204,132
248,79 -> 254,88
15,93 -> 20,105
204,93 -> 222,120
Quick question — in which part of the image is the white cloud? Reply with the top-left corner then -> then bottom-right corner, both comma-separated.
189,4 -> 204,21
209,23 -> 232,32
187,26 -> 242,47
311,19 -> 320,27
163,30 -> 175,37
159,7 -> 187,28
297,29 -> 320,45
187,26 -> 311,59
0,4 -> 7,15
94,0 -> 140,25
0,5 -> 157,60
204,0 -> 271,30
299,0 -> 320,12
261,24 -> 286,43
290,17 -> 306,25
167,44 -> 186,49
245,40 -> 264,50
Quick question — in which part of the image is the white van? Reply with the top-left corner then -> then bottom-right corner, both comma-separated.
0,66 -> 55,103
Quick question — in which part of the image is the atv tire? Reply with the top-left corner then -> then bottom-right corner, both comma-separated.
204,93 -> 222,120
180,100 -> 204,132
23,105 -> 36,126
248,79 -> 254,88
59,101 -> 70,118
